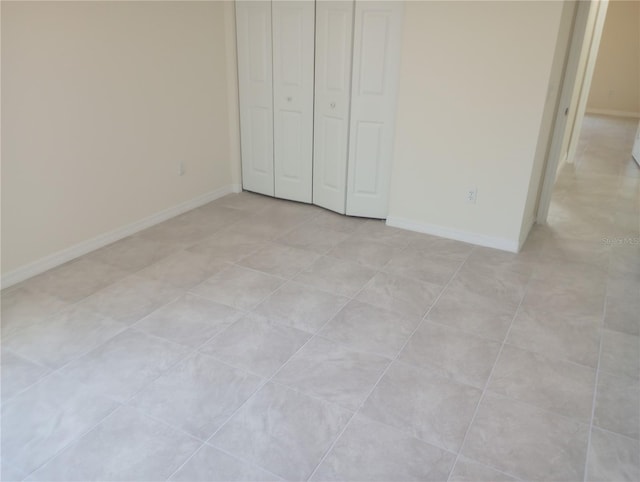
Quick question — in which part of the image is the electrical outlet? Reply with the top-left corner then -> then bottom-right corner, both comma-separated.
466,187 -> 477,204
178,161 -> 185,176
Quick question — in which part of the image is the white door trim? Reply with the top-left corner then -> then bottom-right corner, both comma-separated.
536,0 -> 609,225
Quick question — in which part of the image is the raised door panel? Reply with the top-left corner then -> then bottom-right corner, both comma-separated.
346,1 -> 403,218
272,0 -> 315,203
236,1 -> 274,196
313,0 -> 355,214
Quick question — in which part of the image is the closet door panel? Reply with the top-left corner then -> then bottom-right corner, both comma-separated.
236,1 -> 275,196
346,1 -> 403,218
313,0 -> 355,214
272,0 -> 315,203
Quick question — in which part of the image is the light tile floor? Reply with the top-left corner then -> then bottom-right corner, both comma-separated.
1,114 -> 638,481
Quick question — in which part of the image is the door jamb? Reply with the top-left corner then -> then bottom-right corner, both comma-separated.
536,0 -> 609,224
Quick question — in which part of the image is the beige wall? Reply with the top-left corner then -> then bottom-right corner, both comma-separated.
1,1 -> 238,276
2,0 -> 571,277
587,0 -> 640,116
388,1 -> 565,249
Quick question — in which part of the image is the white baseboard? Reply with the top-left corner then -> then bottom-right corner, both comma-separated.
1,184 -> 240,289
385,216 -> 519,253
586,108 -> 640,119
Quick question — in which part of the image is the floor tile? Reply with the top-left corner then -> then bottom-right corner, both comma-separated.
522,277 -> 605,318
356,271 -> 442,319
1,114 -> 636,482
586,428 -> 639,482
604,294 -> 640,336
190,265 -> 284,311
452,263 -> 529,309
464,246 -> 537,277
407,236 -> 473,258
188,231 -> 268,263
87,235 -> 177,272
3,305 -> 126,369
170,445 -> 281,481
78,274 -> 182,325
360,361 -> 481,452
383,248 -> 465,285
599,329 -> 639,379
275,223 -> 350,255
1,374 -> 118,475
532,258 -> 608,291
448,457 -> 517,482
1,463 -> 26,482
328,238 -> 402,270
224,213 -> 304,240
293,256 -> 375,297
538,238 -> 611,271
216,192 -> 281,212
1,351 -> 50,402
199,313 -> 310,378
593,371 -> 639,439
351,220 -> 417,248
426,280 -> 516,342
308,210 -> 365,234
0,287 -> 68,339
253,281 -> 348,333
136,208 -> 233,248
311,415 -> 455,482
26,406 -> 200,481
462,392 -> 589,481
59,329 -> 189,403
507,306 -> 601,368
318,300 -> 420,359
210,382 -> 351,481
136,250 -> 229,291
607,271 -> 640,301
273,337 -> 389,410
131,353 -> 263,440
238,243 -> 319,278
399,321 -> 501,389
24,258 -> 129,303
489,345 -> 595,422
134,293 -> 242,348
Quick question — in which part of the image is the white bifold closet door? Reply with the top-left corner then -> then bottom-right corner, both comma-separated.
272,1 -> 315,203
313,0 -> 355,214
313,0 -> 403,218
237,0 -> 402,218
346,1 -> 403,218
236,1 -> 274,197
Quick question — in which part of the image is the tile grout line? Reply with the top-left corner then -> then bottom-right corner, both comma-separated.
582,250 -> 611,482
162,202 -> 329,481
306,245 -> 477,481
168,238 -> 370,480
19,322 -> 204,479
187,238 -> 413,481
6,177 -> 637,480
445,266 -> 536,482
18,401 -> 123,479
12,200 -> 324,481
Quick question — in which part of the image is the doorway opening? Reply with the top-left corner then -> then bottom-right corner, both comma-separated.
534,0 -> 639,243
